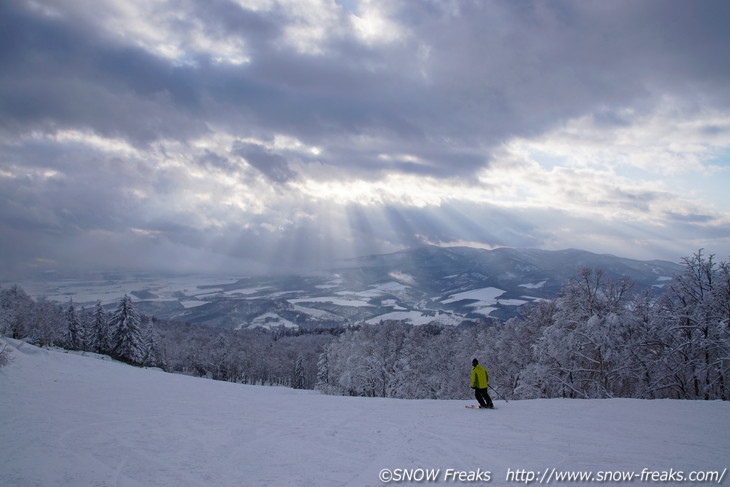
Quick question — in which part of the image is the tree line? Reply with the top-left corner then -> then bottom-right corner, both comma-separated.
0,287 -> 338,388
1,249 -> 728,400
2,291 -> 156,366
317,250 -> 729,400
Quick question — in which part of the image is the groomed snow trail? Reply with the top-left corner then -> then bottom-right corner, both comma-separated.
1,338 -> 728,487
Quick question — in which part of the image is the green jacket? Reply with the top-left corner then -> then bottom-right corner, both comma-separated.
471,364 -> 489,389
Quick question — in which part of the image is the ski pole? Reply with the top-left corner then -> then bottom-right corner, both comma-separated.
489,384 -> 509,403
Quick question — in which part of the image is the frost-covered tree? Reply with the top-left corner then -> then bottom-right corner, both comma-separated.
0,285 -> 34,339
336,327 -> 386,397
89,301 -> 110,354
209,333 -> 226,374
652,250 -> 730,399
529,269 -> 642,398
321,321 -> 483,400
109,295 -> 144,365
495,299 -> 557,399
141,321 -> 160,368
31,297 -> 64,347
389,326 -> 428,399
293,354 -> 306,389
431,326 -> 475,399
0,339 -> 11,368
618,290 -> 665,399
65,301 -> 84,351
209,334 -> 234,381
316,344 -> 331,391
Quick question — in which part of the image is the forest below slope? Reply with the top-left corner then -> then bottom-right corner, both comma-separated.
1,250 -> 728,400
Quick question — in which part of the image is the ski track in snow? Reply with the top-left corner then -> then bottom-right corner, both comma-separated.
1,338 -> 728,487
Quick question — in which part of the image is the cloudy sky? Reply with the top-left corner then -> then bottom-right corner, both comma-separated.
1,0 -> 729,278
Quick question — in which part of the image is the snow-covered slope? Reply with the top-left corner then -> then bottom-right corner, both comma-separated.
1,338 -> 727,487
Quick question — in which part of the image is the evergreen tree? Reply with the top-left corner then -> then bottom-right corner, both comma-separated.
109,295 -> 144,364
90,301 -> 109,354
293,354 -> 306,389
65,301 -> 84,351
316,346 -> 330,392
141,322 -> 160,368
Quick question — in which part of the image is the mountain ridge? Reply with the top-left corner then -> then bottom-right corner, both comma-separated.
8,246 -> 685,328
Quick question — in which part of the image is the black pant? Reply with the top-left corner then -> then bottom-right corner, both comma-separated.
475,387 -> 494,408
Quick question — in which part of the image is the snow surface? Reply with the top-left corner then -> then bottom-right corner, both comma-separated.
366,311 -> 435,325
179,299 -> 208,309
380,299 -> 406,310
519,281 -> 547,289
442,287 -> 506,305
376,281 -> 411,292
442,287 -> 506,316
387,272 -> 417,286
496,299 -> 529,306
1,338 -> 728,487
249,312 -> 298,329
290,304 -> 342,320
289,296 -> 375,307
367,311 -> 466,327
11,276 -> 242,306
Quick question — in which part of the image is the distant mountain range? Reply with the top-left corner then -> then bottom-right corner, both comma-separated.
15,246 -> 684,329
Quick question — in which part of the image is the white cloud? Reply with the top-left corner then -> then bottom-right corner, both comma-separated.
279,0 -> 344,54
482,99 -> 730,228
511,99 -> 730,177
37,0 -> 252,65
291,173 -> 469,208
43,129 -> 142,158
349,0 -> 405,46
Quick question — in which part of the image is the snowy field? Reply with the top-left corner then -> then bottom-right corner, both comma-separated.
1,338 -> 728,487
441,287 -> 540,317
8,275 -> 243,306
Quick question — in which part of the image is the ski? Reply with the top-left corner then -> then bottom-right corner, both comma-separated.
465,405 -> 496,409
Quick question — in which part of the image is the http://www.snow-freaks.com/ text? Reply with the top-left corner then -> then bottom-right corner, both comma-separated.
378,467 -> 727,484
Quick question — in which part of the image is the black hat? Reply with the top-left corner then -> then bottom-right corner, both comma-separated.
472,358 -> 479,366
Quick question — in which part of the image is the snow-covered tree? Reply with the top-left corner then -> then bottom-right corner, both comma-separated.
0,249 -> 723,401
30,297 -> 64,347
0,285 -> 34,340
0,340 -> 11,368
293,354 -> 306,389
529,269 -> 644,398
652,250 -> 730,399
109,295 -> 144,365
88,301 -> 109,354
209,334 -> 233,381
495,299 -> 557,399
316,345 -> 330,391
65,301 -> 84,351
322,321 -> 479,400
141,321 -> 160,368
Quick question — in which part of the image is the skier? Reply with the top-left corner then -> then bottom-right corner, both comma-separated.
471,358 -> 494,409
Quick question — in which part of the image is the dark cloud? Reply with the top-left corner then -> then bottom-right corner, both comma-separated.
0,1 -> 206,144
4,0 -> 728,173
0,0 -> 728,278
664,211 -> 715,224
235,142 -> 297,183
0,147 -> 147,237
